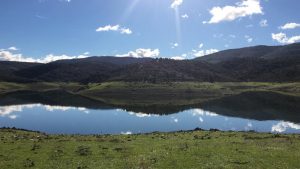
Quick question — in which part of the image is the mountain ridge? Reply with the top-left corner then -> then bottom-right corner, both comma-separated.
0,43 -> 299,83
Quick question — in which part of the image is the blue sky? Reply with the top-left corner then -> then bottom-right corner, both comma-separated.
0,0 -> 300,62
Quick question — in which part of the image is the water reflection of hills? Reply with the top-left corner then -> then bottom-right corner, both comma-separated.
0,90 -> 299,123
202,91 -> 300,123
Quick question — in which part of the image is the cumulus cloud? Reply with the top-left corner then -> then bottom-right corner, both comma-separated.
0,105 -> 29,119
0,50 -> 37,62
192,49 -> 219,57
206,0 -> 263,24
272,121 -> 300,133
279,22 -> 300,30
171,0 -> 183,9
0,49 -> 89,63
272,32 -> 300,44
116,48 -> 160,58
259,19 -> 268,27
96,25 -> 132,34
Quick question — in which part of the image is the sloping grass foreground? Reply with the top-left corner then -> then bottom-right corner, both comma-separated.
0,129 -> 300,169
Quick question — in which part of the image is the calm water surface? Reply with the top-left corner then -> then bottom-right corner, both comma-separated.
0,91 -> 299,134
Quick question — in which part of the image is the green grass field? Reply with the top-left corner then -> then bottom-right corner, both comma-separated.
1,81 -> 299,99
1,129 -> 300,169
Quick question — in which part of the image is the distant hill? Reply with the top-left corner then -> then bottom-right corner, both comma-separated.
196,43 -> 300,82
196,43 -> 300,63
0,61 -> 42,82
14,57 -> 153,83
0,43 -> 299,83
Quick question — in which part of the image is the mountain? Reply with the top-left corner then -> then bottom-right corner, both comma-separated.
196,43 -> 300,63
195,43 -> 300,82
109,59 -> 233,82
0,61 -> 41,82
14,57 -> 153,83
0,43 -> 299,83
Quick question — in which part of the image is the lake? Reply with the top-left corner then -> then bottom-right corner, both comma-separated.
0,91 -> 299,134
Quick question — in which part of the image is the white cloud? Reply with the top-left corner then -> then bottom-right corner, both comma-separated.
8,46 -> 19,51
171,43 -> 179,49
0,50 -> 37,62
171,0 -> 183,9
206,49 -> 219,55
9,115 -> 18,119
0,105 -> 25,119
41,54 -> 88,63
272,32 -> 300,44
96,25 -> 119,32
121,131 -> 132,135
0,49 -> 89,63
244,122 -> 253,130
272,121 -> 300,133
247,122 -> 253,127
182,53 -> 187,58
172,117 -> 179,123
245,35 -> 253,42
96,25 -> 132,35
120,28 -> 132,34
181,14 -> 189,19
192,109 -> 218,117
206,0 -> 263,24
260,19 -> 268,27
171,56 -> 185,60
192,49 -> 219,57
128,111 -> 151,118
198,43 -> 204,48
116,48 -> 160,58
279,22 -> 300,30
0,104 -> 89,119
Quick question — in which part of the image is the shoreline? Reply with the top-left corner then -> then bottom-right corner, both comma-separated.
1,127 -> 297,136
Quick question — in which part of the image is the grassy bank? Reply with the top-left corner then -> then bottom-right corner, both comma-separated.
1,81 -> 299,98
0,129 -> 300,169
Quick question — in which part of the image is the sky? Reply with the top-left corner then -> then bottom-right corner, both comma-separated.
0,0 -> 300,62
